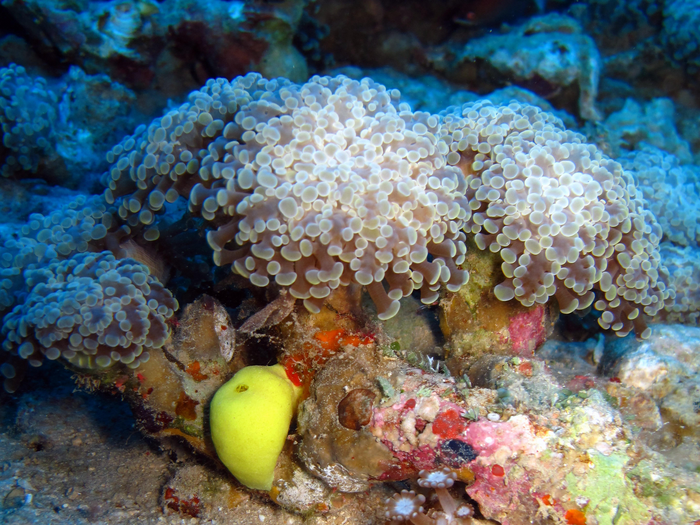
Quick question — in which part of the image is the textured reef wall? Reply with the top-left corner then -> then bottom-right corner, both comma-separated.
2,1 -> 700,524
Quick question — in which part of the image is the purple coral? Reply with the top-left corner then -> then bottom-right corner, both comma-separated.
1,251 -> 178,370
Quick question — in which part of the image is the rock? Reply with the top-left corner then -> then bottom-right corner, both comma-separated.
441,243 -> 556,374
296,345 -> 398,492
294,337 -> 700,524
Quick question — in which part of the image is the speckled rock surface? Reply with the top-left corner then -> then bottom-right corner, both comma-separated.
0,360 -> 172,524
0,358 -> 394,525
296,336 -> 700,524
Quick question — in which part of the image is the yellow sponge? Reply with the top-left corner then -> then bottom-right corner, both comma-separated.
209,364 -> 302,490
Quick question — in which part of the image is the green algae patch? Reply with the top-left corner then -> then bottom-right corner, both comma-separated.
172,418 -> 205,438
565,451 -> 651,525
628,459 -> 700,517
458,237 -> 504,309
629,459 -> 674,506
446,328 -> 505,362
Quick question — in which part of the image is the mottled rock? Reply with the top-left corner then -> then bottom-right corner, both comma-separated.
337,389 -> 376,431
296,345 -> 398,492
442,243 -> 556,374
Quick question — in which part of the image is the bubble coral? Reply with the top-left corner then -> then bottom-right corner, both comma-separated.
104,73 -> 671,337
0,194 -> 177,379
0,64 -> 58,177
619,144 -> 700,248
418,468 -> 474,525
104,73 -> 471,320
1,251 -> 177,369
657,243 -> 700,325
439,100 -> 668,338
0,195 -> 115,313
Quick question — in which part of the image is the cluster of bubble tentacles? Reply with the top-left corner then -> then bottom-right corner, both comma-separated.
103,73 -> 669,337
104,73 -> 471,320
439,100 -> 668,338
0,195 -> 178,390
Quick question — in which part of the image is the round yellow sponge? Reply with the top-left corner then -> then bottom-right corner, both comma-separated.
209,364 -> 302,490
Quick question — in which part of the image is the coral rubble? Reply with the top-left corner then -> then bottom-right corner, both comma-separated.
295,338 -> 700,524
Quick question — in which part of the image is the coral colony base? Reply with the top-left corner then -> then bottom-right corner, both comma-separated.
3,71 -> 700,524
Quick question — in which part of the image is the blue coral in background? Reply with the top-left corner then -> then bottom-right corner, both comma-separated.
0,64 -> 138,188
0,194 -> 178,390
662,0 -> 700,69
620,143 -> 700,248
2,251 -> 177,370
0,64 -> 59,179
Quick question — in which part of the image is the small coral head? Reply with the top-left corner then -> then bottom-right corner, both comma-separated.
385,490 -> 427,521
418,467 -> 457,489
455,503 -> 474,519
428,503 -> 475,524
